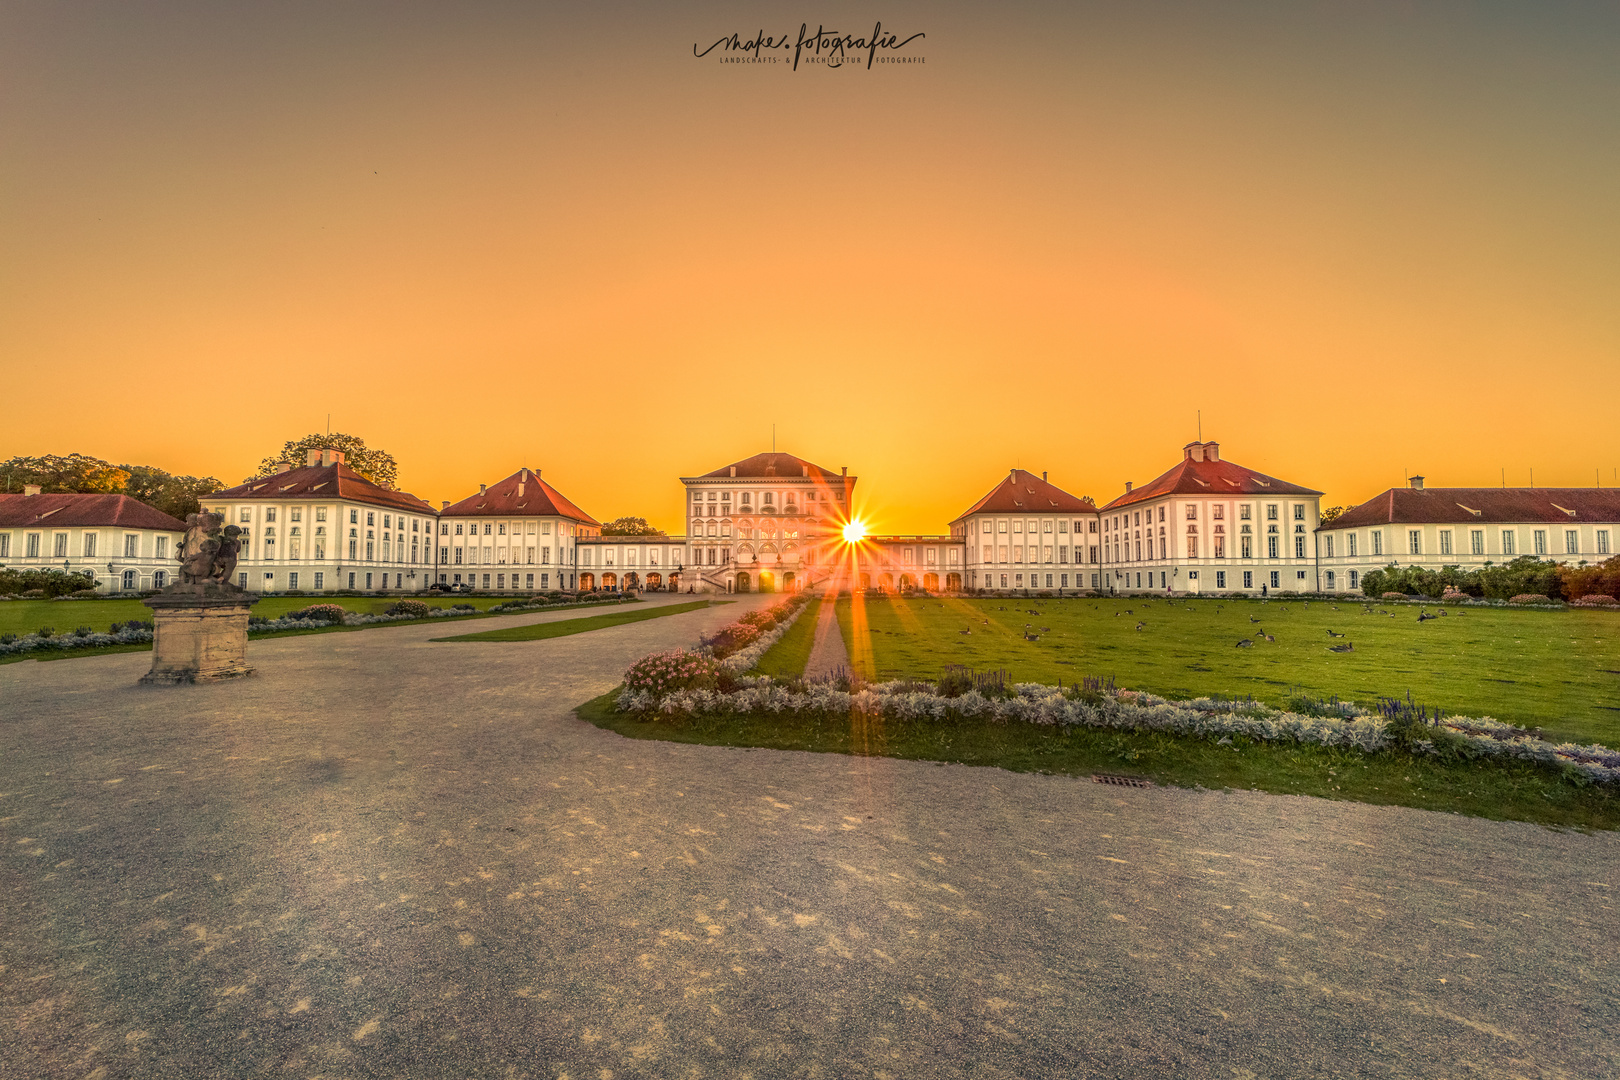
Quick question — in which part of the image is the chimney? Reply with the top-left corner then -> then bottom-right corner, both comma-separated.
802,465 -> 808,477
1184,442 -> 1204,462
479,484 -> 486,496
1042,471 -> 1048,482
305,449 -> 322,466
320,448 -> 345,466
1409,475 -> 1425,490
23,484 -> 41,497
841,466 -> 847,477
1204,441 -> 1219,462
275,460 -> 294,475
441,500 -> 450,510
520,468 -> 529,481
1125,481 -> 1133,493
730,466 -> 736,477
518,480 -> 525,496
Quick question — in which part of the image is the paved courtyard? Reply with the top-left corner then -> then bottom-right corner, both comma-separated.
1,594 -> 1615,1079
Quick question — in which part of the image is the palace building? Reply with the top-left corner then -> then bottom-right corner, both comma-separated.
436,467 -> 599,592
204,449 -> 439,593
1316,477 -> 1620,594
679,452 -> 855,595
0,486 -> 185,593
954,469 -> 1102,593
1098,441 -> 1322,595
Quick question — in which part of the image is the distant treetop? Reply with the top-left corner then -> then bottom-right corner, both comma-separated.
250,433 -> 398,488
600,516 -> 663,536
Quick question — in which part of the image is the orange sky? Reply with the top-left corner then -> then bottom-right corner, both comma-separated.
3,2 -> 1617,534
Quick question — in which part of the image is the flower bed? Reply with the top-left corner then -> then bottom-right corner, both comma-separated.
1571,594 -> 1620,608
702,592 -> 814,671
1508,593 -> 1556,605
613,670 -> 1620,785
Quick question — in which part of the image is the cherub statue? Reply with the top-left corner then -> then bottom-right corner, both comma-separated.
178,512 -> 223,584
175,512 -> 244,587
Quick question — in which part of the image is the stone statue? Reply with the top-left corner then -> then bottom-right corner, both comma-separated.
177,512 -> 244,586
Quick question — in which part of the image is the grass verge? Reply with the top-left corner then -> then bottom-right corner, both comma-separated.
433,600 -> 716,642
751,597 -> 823,679
575,689 -> 1620,831
0,596 -> 646,665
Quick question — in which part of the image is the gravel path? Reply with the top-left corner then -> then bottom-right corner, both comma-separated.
1,593 -> 1615,1079
803,592 -> 850,679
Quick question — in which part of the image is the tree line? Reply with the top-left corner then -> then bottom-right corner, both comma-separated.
0,454 -> 222,521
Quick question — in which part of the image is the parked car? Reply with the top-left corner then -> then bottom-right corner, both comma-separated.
430,582 -> 474,593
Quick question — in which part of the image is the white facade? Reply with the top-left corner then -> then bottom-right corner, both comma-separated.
0,488 -> 185,594
1315,479 -> 1620,594
852,536 -> 966,592
576,536 -> 690,592
204,450 -> 438,594
436,467 -> 598,592
1101,442 -> 1322,595
953,469 -> 1104,594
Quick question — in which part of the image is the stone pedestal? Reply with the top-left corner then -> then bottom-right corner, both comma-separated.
139,583 -> 259,685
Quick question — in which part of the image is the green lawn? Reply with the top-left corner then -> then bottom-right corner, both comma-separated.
432,600 -> 716,642
576,690 -> 1620,831
0,594 -> 512,638
751,597 -> 823,679
835,595 -> 1620,744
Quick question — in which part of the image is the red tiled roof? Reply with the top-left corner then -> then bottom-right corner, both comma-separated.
0,493 -> 186,531
1324,487 -> 1620,530
1102,444 -> 1321,511
693,452 -> 846,481
209,463 -> 435,515
951,470 -> 1101,523
440,469 -> 598,525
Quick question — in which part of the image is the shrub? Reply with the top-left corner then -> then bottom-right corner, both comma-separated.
452,602 -> 476,611
291,603 -> 348,622
1508,593 -> 1554,605
37,626 -> 56,638
1381,591 -> 1406,600
1559,555 -> 1620,601
385,599 -> 430,618
1571,594 -> 1620,607
0,633 -> 14,645
73,626 -> 94,637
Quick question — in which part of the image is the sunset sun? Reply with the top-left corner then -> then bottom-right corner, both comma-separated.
842,519 -> 868,543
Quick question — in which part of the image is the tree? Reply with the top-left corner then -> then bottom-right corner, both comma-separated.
601,516 -> 663,536
248,433 -> 398,488
1558,556 -> 1620,600
1319,506 -> 1345,526
1,453 -> 130,494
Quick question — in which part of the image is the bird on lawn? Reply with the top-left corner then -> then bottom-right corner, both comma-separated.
1263,633 -> 1275,642
1041,627 -> 1051,632
1439,610 -> 1448,616
1417,611 -> 1437,622
959,629 -> 971,635
1135,622 -> 1145,631
1024,632 -> 1040,642
1235,638 -> 1254,648
1328,642 -> 1354,653
1327,629 -> 1345,638
1332,605 -> 1341,611
1249,615 -> 1261,623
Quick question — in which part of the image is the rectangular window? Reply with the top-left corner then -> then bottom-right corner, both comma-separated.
314,572 -> 324,590
1349,569 -> 1359,589
315,507 -> 326,522
1323,535 -> 1333,558
289,572 -> 298,589
1439,530 -> 1452,556
1214,570 -> 1224,588
1502,530 -> 1515,556
1470,529 -> 1484,555
349,539 -> 357,559
54,533 -> 68,557
1267,505 -> 1278,521
1600,530 -> 1611,555
1347,533 -> 1357,557
367,512 -> 375,527
1372,531 -> 1383,556
1533,530 -> 1546,555
83,532 -> 97,557
1565,530 -> 1577,555
1293,504 -> 1304,520
1409,530 -> 1421,556
0,535 -> 7,557
483,573 -> 491,588
1270,570 -> 1280,588
348,572 -> 355,588
350,509 -> 358,524
1243,570 -> 1253,588
1295,536 -> 1306,558
240,572 -> 248,588
365,573 -> 373,589
1267,536 -> 1279,559
1326,570 -> 1335,589
1241,536 -> 1252,559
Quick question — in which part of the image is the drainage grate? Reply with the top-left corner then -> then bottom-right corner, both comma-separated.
1092,774 -> 1152,788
